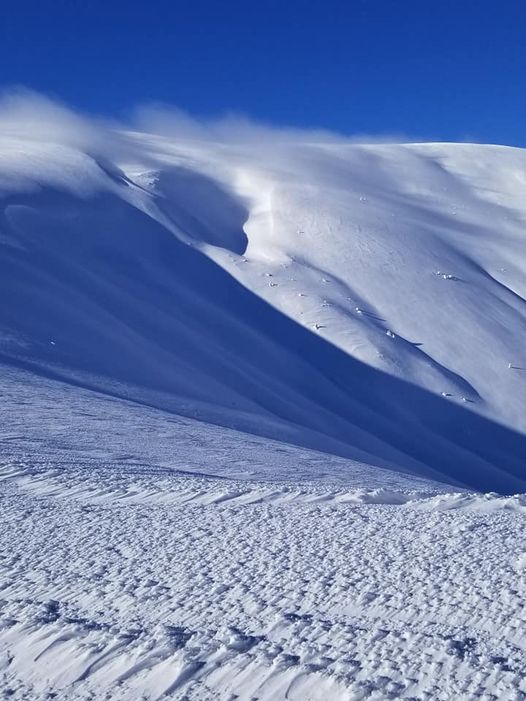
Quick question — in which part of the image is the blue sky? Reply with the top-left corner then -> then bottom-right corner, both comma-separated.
1,0 -> 526,145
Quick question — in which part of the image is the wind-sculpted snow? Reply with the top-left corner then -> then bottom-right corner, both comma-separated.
1,129 -> 526,491
2,94 -> 526,701
1,360 -> 525,699
1,457 -> 526,700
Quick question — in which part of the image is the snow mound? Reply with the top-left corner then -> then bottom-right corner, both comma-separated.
412,491 -> 526,513
1,133 -> 526,492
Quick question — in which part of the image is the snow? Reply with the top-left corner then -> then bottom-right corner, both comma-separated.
1,373 -> 526,700
1,130 -> 526,491
1,430 -> 526,700
0,109 -> 525,698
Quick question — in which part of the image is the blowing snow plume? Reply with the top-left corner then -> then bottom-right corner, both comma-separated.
1,91 -> 526,492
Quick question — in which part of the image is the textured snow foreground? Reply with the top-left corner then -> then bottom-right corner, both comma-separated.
2,370 -> 526,701
1,107 -> 526,699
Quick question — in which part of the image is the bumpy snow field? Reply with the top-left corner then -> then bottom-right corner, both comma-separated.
1,105 -> 526,699
2,369 -> 526,701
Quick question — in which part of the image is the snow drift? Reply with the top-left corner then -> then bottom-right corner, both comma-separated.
1,95 -> 526,492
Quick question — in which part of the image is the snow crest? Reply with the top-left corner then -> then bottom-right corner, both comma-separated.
1,130 -> 526,491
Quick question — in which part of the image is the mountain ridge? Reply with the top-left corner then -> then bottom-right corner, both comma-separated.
1,134 -> 525,491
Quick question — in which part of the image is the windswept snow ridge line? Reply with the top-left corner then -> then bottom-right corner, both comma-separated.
2,460 -> 525,513
0,134 -> 526,490
0,463 -> 431,506
0,468 -> 415,506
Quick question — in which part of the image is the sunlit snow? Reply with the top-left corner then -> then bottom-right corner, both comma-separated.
1,95 -> 525,699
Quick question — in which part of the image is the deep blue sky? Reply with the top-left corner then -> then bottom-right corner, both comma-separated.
1,0 -> 526,145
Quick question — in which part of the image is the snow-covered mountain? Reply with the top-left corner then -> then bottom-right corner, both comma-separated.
2,107 -> 526,700
1,130 -> 525,491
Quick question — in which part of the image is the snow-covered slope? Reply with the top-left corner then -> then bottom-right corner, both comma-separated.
1,368 -> 526,701
1,114 -> 526,700
1,131 -> 525,490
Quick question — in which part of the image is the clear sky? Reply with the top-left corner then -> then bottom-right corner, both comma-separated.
1,0 -> 526,145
